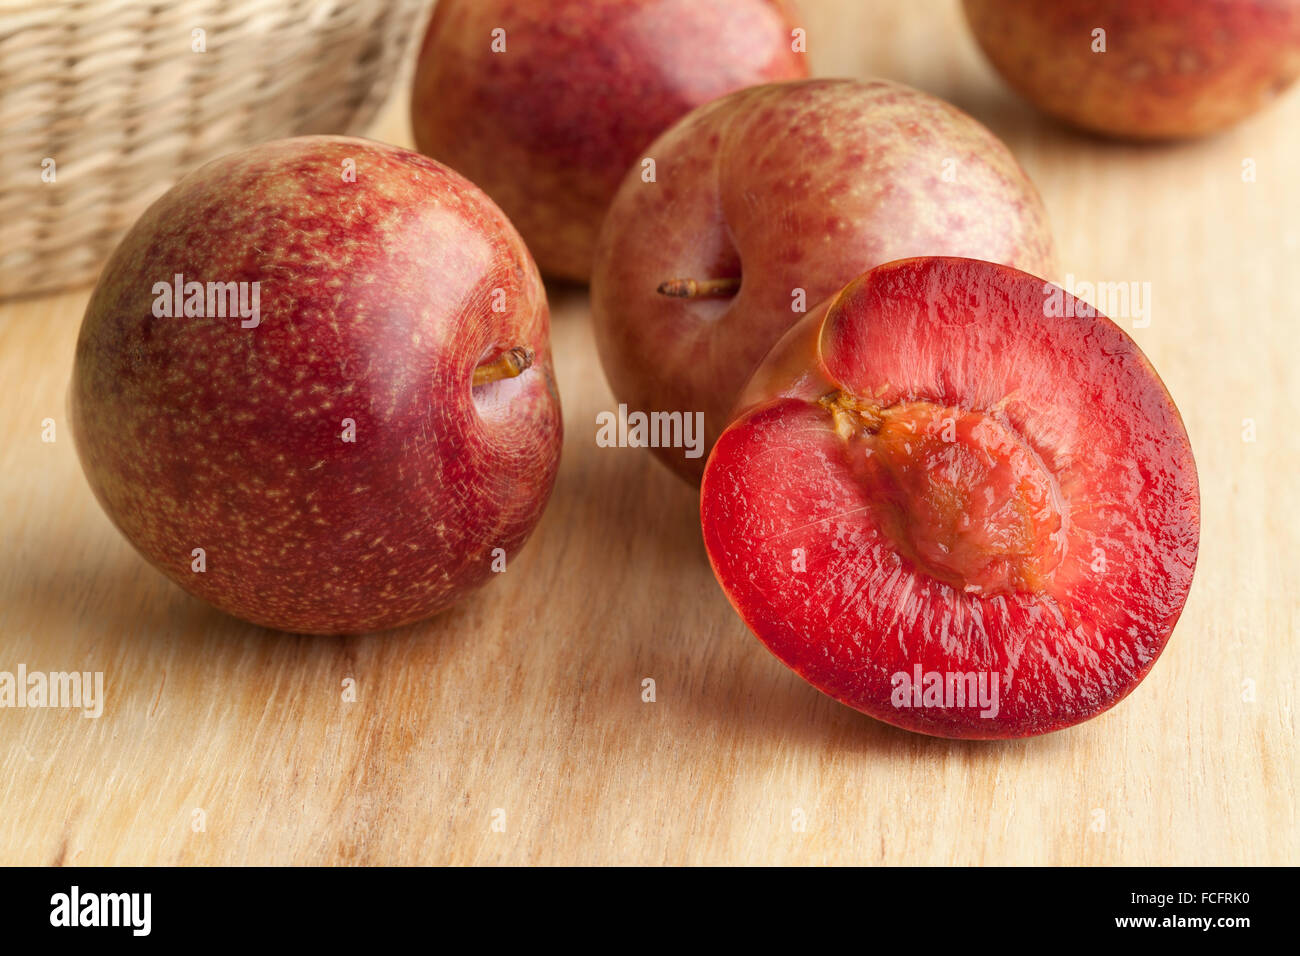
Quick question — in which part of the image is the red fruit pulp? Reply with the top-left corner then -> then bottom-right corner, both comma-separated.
701,257 -> 1200,738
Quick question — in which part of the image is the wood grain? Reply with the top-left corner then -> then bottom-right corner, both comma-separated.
1,0 -> 1295,866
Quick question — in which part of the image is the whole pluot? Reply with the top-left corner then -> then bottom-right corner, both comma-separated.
71,136 -> 562,634
592,78 -> 1057,483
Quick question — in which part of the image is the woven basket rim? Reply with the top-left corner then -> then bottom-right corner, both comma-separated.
1,0 -> 431,301
0,0 -> 135,13
0,0 -> 350,17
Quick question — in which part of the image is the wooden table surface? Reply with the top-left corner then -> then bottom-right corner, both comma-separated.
2,0 -> 1296,866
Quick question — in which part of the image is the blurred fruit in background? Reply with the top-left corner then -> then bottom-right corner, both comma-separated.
411,0 -> 808,282
963,0 -> 1300,139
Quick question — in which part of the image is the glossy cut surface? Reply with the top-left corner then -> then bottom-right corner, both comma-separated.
71,136 -> 562,634
701,257 -> 1200,738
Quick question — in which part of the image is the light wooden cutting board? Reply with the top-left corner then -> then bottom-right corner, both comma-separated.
2,0 -> 1296,866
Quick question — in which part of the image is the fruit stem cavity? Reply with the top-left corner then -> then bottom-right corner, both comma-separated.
473,346 -> 534,386
656,276 -> 742,298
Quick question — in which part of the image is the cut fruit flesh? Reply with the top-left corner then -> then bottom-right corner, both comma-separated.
701,257 -> 1200,739
816,393 -> 1067,597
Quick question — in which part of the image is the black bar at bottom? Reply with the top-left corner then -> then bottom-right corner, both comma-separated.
0,865 -> 1282,943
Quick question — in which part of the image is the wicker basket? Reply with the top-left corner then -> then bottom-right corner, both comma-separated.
0,0 -> 432,300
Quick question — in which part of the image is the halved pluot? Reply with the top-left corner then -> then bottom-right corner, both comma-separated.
701,257 -> 1200,739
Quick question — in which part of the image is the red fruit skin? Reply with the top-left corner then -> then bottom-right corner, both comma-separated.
410,0 -> 807,282
964,0 -> 1300,139
701,257 -> 1200,739
70,136 -> 562,635
592,78 -> 1057,485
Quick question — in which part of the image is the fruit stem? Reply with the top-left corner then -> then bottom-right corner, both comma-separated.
656,276 -> 742,298
473,346 -> 534,386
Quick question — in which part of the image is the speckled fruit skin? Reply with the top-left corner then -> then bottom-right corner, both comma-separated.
964,0 -> 1300,139
591,78 -> 1057,485
70,136 -> 562,635
701,258 -> 1200,739
410,0 -> 807,282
